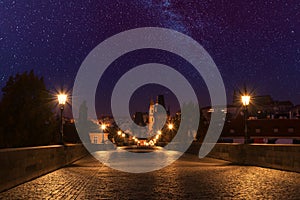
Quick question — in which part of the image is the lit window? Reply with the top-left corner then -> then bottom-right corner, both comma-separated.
221,109 -> 227,113
93,136 -> 98,144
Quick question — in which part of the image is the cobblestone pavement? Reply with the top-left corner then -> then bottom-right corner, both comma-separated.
0,153 -> 299,199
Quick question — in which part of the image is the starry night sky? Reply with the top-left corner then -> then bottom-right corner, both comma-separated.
0,0 -> 299,115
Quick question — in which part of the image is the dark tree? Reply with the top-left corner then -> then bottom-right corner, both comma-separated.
0,70 -> 57,148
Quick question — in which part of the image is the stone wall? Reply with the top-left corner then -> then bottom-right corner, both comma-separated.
187,142 -> 300,173
0,144 -> 88,192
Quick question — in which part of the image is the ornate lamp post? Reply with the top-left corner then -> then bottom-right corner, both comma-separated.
101,124 -> 107,144
116,130 -> 122,146
168,123 -> 174,141
57,94 -> 67,145
121,133 -> 126,146
241,95 -> 251,144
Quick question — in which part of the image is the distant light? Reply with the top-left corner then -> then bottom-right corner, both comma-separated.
149,140 -> 154,146
168,123 -> 174,130
241,95 -> 251,106
157,130 -> 162,135
57,94 -> 67,105
208,108 -> 214,113
117,131 -> 122,135
101,124 -> 106,130
122,133 -> 125,138
155,135 -> 159,140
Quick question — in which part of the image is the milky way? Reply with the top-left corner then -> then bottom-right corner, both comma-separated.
0,0 -> 299,114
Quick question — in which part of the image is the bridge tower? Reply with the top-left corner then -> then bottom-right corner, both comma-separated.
148,98 -> 155,134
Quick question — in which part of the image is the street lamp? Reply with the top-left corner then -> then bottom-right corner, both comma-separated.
57,93 -> 67,145
115,131 -> 122,146
117,131 -> 122,136
168,123 -> 175,141
168,123 -> 174,130
241,95 -> 251,144
101,124 -> 107,131
242,95 -> 250,107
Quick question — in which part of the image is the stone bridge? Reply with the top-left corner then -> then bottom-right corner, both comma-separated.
0,143 -> 299,199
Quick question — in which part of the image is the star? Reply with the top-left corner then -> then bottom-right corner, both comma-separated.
0,0 -> 298,114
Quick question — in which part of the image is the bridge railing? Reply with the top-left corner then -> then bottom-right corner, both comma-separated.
0,144 -> 88,192
186,142 -> 300,173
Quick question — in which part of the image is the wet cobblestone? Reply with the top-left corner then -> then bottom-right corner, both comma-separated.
0,154 -> 299,199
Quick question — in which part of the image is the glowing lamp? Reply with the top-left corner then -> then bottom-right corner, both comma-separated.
241,95 -> 251,106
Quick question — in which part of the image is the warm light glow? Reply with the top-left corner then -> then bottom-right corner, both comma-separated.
155,135 -> 159,140
241,95 -> 251,106
117,131 -> 122,135
168,123 -> 174,130
122,133 -> 125,138
101,124 -> 106,130
157,130 -> 162,135
57,94 -> 67,105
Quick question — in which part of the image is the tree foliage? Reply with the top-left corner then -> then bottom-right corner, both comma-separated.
0,70 -> 57,147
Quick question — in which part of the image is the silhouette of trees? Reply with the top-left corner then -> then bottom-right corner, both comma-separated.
0,70 -> 57,148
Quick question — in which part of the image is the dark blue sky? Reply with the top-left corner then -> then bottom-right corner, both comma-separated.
0,0 -> 299,115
